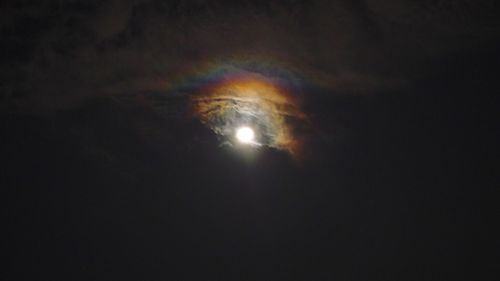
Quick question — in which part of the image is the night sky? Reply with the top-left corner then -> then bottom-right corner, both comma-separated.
2,1 -> 500,280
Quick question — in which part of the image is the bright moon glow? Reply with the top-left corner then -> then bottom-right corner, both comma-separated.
236,127 -> 255,144
191,75 -> 306,155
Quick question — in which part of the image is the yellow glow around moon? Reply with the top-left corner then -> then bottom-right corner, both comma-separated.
190,74 -> 307,156
236,127 -> 255,144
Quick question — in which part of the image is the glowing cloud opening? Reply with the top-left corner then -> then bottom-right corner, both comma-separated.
183,61 -> 309,157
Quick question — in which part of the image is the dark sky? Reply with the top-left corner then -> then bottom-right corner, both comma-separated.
1,1 -> 500,280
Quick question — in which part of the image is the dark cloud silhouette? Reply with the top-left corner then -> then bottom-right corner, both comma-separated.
1,0 -> 498,112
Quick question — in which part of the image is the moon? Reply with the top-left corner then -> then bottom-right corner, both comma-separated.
236,127 -> 255,144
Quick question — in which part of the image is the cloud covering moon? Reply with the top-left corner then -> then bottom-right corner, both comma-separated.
2,0 -> 497,113
185,61 -> 307,155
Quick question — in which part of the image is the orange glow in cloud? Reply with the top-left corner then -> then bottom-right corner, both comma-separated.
190,72 -> 306,156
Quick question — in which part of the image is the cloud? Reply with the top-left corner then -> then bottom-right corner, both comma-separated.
1,0 -> 498,113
